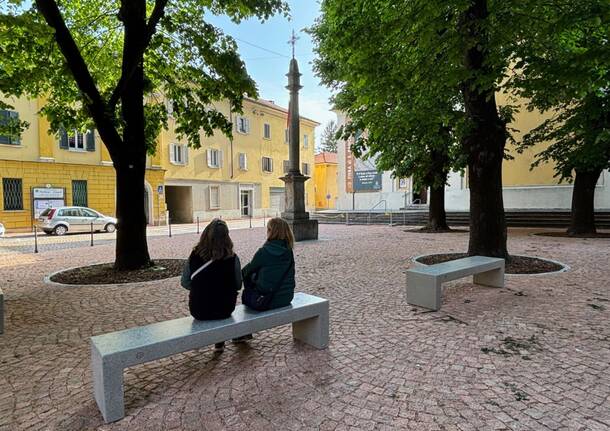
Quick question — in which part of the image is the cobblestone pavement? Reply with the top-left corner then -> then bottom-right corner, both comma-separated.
0,225 -> 609,431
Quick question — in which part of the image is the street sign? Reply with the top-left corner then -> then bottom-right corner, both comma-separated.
157,185 -> 164,195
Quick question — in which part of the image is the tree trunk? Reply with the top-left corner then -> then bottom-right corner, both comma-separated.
426,184 -> 449,231
567,169 -> 601,235
114,164 -> 151,270
113,0 -> 151,270
460,0 -> 509,258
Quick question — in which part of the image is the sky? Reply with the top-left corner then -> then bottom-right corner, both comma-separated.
207,1 -> 335,147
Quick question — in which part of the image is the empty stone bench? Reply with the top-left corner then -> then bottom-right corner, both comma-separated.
91,292 -> 329,423
406,256 -> 505,311
0,287 -> 3,334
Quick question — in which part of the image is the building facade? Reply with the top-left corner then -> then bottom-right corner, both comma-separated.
314,152 -> 338,210
0,97 -> 166,231
161,98 -> 318,223
0,96 -> 318,232
335,101 -> 610,212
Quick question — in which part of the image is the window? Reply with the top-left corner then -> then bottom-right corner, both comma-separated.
72,180 -> 88,207
170,143 -> 188,165
239,153 -> 248,171
59,128 -> 95,152
236,116 -> 250,134
81,208 -> 98,218
263,123 -> 271,139
303,134 -> 309,149
283,160 -> 290,174
207,149 -> 222,168
285,128 -> 289,144
3,178 -> 23,210
59,208 -> 82,217
209,185 -> 220,209
0,110 -> 20,145
262,157 -> 273,173
302,162 -> 311,176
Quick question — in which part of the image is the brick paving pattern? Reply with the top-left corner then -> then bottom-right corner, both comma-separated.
0,225 -> 609,430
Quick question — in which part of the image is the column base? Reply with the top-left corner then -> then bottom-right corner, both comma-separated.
285,218 -> 319,242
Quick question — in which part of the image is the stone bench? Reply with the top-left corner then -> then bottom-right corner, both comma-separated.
406,256 -> 505,311
0,287 -> 3,334
91,292 -> 329,423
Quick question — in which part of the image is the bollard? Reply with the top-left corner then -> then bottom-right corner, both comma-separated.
169,219 -> 172,238
389,212 -> 393,226
263,211 -> 266,227
346,212 -> 349,226
249,214 -> 252,229
403,211 -> 406,226
34,225 -> 38,254
90,223 -> 94,247
196,216 -> 200,235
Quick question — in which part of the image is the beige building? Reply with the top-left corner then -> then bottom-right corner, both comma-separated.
161,98 -> 319,223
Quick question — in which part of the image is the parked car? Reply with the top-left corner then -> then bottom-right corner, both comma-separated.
36,206 -> 117,236
0,222 -> 5,237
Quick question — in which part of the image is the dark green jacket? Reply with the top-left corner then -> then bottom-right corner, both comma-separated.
242,240 -> 295,309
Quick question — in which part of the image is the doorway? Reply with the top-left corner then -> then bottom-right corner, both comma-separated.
165,185 -> 194,224
240,190 -> 252,217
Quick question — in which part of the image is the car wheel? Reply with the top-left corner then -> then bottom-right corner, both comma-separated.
105,223 -> 116,233
54,225 -> 68,236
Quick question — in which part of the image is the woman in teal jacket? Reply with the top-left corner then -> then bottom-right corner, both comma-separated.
242,217 -> 295,311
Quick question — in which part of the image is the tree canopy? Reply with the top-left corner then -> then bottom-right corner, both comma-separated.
0,0 -> 287,269
319,120 -> 338,153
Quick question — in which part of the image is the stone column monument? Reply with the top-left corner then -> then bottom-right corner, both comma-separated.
280,32 -> 318,241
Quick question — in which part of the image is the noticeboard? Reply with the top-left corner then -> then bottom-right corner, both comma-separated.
32,187 -> 65,219
353,170 -> 382,192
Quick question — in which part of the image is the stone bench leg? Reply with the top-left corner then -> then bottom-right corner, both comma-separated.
292,304 -> 329,349
473,265 -> 505,288
406,272 -> 441,311
92,345 -> 125,423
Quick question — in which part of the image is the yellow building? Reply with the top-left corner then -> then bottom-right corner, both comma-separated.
161,98 -> 319,223
0,96 -> 166,231
0,95 -> 318,231
314,152 -> 338,209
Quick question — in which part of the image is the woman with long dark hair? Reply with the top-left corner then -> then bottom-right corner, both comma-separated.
181,219 -> 242,352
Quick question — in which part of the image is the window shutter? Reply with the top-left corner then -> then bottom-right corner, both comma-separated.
9,111 -> 20,145
59,127 -> 69,149
184,145 -> 189,165
86,129 -> 95,152
207,149 -> 212,167
0,110 -> 9,145
218,150 -> 223,167
245,118 -> 250,134
270,158 -> 274,172
169,144 -> 176,164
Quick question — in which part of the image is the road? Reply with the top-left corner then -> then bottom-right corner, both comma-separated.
0,217 -> 269,254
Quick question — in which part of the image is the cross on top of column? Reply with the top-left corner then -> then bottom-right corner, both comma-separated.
288,29 -> 299,59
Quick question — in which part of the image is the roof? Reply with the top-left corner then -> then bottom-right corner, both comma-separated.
246,98 -> 321,126
315,152 -> 338,164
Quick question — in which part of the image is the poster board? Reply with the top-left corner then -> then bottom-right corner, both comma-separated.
32,187 -> 65,219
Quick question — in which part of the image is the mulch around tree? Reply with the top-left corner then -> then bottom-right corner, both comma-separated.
415,253 -> 565,275
404,227 -> 469,233
49,259 -> 186,285
534,232 -> 610,239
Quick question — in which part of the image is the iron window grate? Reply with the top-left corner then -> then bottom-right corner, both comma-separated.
3,178 -> 23,210
72,180 -> 88,207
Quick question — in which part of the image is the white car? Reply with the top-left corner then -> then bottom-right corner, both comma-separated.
35,206 -> 117,236
0,223 -> 5,237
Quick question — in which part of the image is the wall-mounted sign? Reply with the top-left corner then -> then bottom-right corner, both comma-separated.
32,187 -> 65,219
354,170 -> 382,192
157,185 -> 164,195
33,187 -> 64,199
